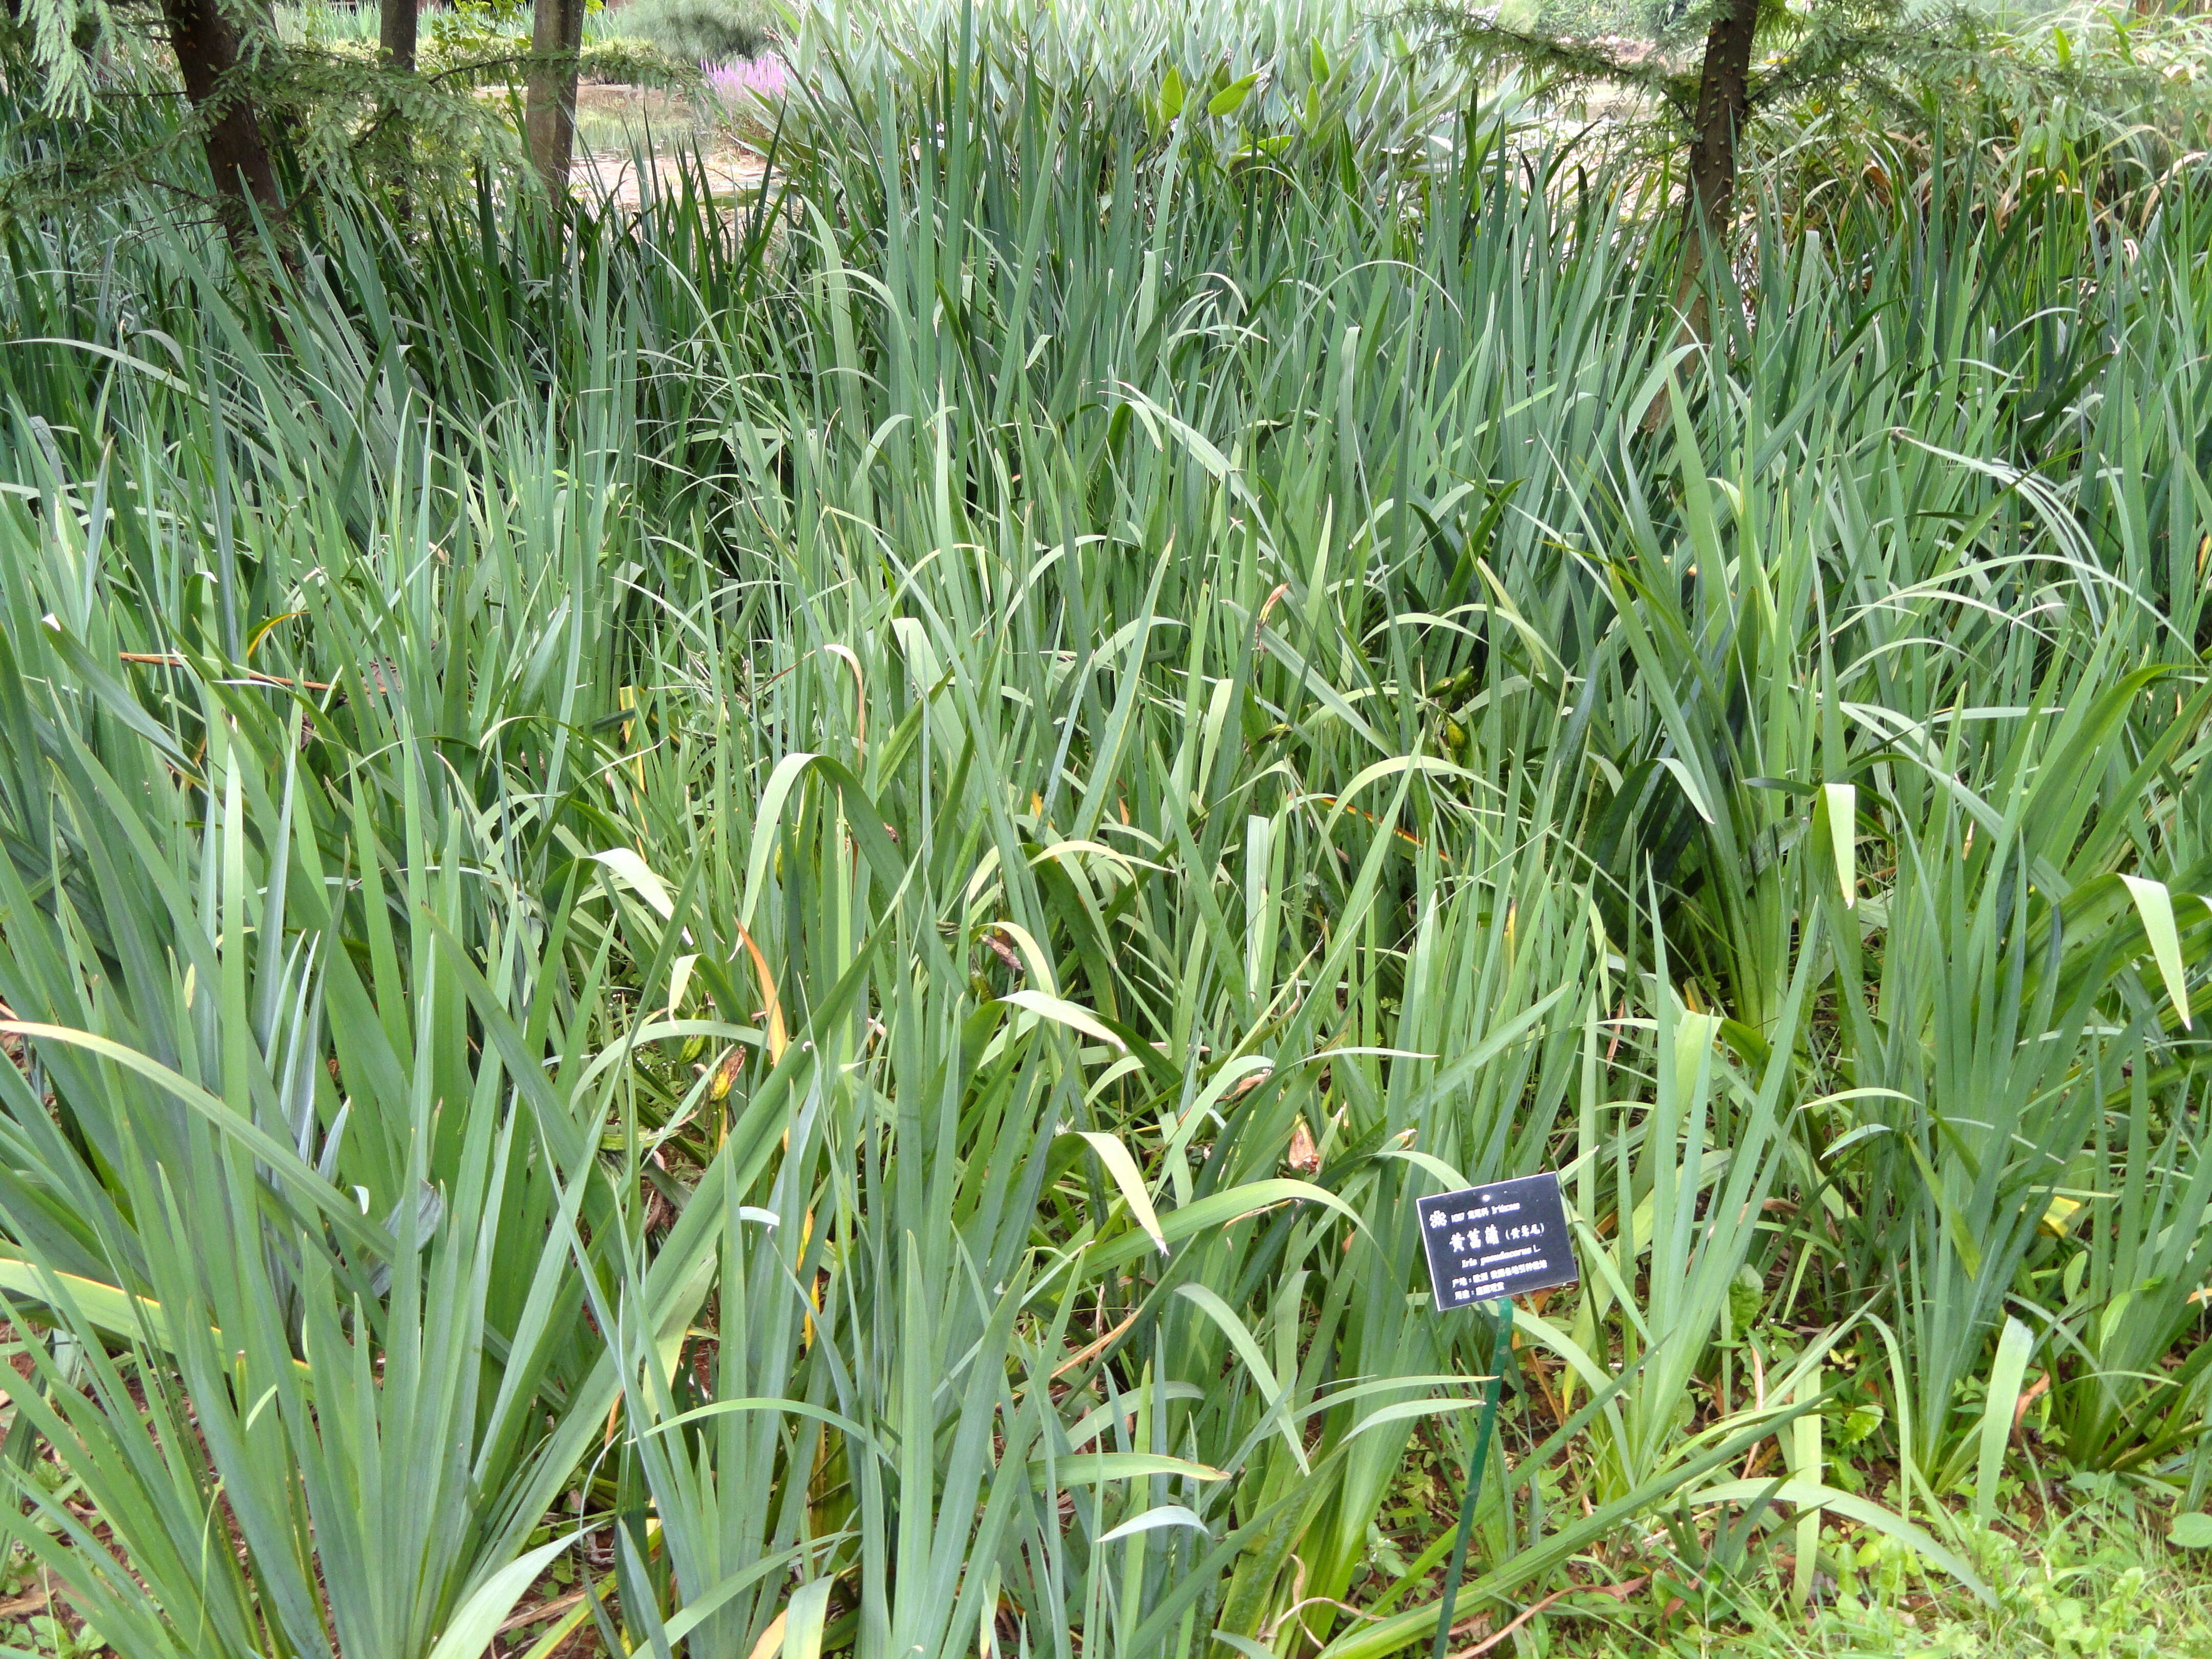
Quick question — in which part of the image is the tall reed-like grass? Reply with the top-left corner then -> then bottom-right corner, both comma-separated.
2,4 -> 2210,1654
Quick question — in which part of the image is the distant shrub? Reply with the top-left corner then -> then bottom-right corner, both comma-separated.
580,34 -> 699,84
613,0 -> 773,62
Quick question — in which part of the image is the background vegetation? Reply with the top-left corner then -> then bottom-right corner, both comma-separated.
3,0 -> 2212,1653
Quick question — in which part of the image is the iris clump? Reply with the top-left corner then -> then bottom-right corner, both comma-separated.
3,2 -> 2212,1656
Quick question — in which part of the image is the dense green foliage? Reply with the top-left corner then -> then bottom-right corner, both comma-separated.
616,0 -> 776,63
2,1 -> 2212,1654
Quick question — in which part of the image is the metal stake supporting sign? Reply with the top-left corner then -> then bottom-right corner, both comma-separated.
1414,1174 -> 1581,1659
1429,1298 -> 1512,1659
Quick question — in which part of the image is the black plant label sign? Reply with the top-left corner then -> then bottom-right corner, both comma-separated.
1417,1173 -> 1580,1311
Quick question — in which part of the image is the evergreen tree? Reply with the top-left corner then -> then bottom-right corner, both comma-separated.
6,0 -> 586,248
15,0 -> 289,251
1416,0 -> 1952,336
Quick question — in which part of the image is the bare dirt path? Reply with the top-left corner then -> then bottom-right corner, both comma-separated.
567,79 -> 777,210
575,144 -> 772,211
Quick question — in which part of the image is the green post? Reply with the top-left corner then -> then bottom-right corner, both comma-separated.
1430,1297 -> 1514,1659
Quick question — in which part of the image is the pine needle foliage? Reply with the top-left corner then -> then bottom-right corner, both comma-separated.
0,0 -> 573,238
1404,0 -> 1950,122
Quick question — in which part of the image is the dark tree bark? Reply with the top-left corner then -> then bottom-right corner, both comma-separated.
1674,0 -> 1760,339
524,0 -> 585,199
379,0 -> 417,72
161,0 -> 287,256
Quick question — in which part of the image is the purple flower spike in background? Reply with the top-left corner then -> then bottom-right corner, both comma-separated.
706,53 -> 790,101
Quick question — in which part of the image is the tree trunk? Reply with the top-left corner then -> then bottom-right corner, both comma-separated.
379,0 -> 417,71
1673,0 -> 1760,341
525,0 -> 586,200
161,0 -> 287,256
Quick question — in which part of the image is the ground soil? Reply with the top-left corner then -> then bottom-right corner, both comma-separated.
569,82 -> 773,211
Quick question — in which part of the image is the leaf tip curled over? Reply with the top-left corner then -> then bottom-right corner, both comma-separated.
1065,1128 -> 1167,1255
1002,989 -> 1126,1053
1823,781 -> 1856,909
1097,1503 -> 1211,1543
589,847 -> 675,920
2120,874 -> 2192,1030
